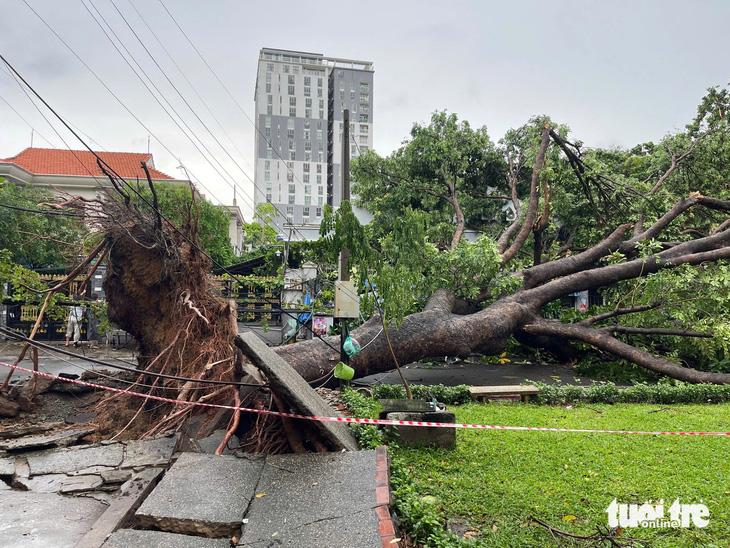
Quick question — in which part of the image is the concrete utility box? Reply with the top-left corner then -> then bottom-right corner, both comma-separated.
379,399 -> 456,448
334,280 -> 360,318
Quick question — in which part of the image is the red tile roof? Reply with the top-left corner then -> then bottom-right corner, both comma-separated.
0,148 -> 174,180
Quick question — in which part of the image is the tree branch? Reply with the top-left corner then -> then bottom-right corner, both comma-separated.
603,326 -> 712,338
523,319 -> 730,384
580,302 -> 662,326
500,125 -> 551,265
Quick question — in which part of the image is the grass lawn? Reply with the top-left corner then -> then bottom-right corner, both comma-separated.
389,402 -> 730,547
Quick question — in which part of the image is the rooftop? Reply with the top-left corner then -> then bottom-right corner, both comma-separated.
0,148 -> 174,180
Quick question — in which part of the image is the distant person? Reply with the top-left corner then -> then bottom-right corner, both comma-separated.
65,296 -> 84,347
87,293 -> 100,350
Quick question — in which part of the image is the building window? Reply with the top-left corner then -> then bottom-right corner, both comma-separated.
359,114 -> 368,123
289,97 -> 296,106
288,75 -> 295,85
265,160 -> 270,169
287,172 -> 294,182
292,65 -> 299,74
266,193 -> 272,202
305,152 -> 312,162
360,82 -> 369,92
266,149 -> 272,158
317,152 -> 323,162
316,129 -> 323,141
319,110 -> 324,119
288,183 -> 296,194
289,151 -> 296,161
288,85 -> 295,95
318,196 -> 324,206
283,65 -> 290,73
317,175 -> 322,185
305,108 -> 312,118
360,124 -> 368,134
305,141 -> 312,152
316,207 -> 322,217
360,93 -> 369,102
303,206 -> 310,219
318,186 -> 323,195
339,81 -> 345,91
359,135 -> 368,144
286,206 -> 293,222
267,94 -> 272,104
267,63 -> 274,71
303,163 -> 310,172
266,72 -> 271,83
317,88 -> 323,98
318,77 -> 323,87
288,194 -> 295,205
264,171 -> 270,181
304,86 -> 311,96
289,107 -> 296,117
304,184 -> 311,194
304,175 -> 310,184
265,127 -> 270,138
305,98 -> 312,107
317,164 -> 322,173
304,196 -> 311,205
266,105 -> 272,115
289,140 -> 295,151
303,129 -> 310,140
361,104 -> 369,113
304,76 -> 311,86
265,83 -> 271,93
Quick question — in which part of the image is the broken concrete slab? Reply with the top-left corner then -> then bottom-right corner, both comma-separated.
135,452 -> 264,538
237,451 -> 381,547
121,434 -> 179,469
13,473 -> 67,493
235,332 -> 358,452
0,456 -> 14,476
60,474 -> 103,493
195,429 -> 239,455
102,529 -> 231,548
72,465 -> 116,476
0,490 -> 107,548
0,421 -> 63,439
0,427 -> 97,452
100,469 -> 133,484
75,467 -> 164,548
25,443 -> 124,476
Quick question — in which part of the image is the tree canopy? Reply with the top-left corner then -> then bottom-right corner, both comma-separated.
0,179 -> 87,269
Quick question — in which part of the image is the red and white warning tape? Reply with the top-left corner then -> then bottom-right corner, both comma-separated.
3,361 -> 730,436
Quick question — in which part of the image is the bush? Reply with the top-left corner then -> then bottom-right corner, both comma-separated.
371,384 -> 472,405
531,380 -> 730,405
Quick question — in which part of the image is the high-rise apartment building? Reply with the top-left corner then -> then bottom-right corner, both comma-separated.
253,48 -> 373,236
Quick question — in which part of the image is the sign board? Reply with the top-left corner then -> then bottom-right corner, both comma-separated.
335,280 -> 360,318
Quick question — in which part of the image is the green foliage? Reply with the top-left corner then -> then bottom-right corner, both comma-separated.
132,182 -> 235,266
339,388 -> 383,449
371,384 -> 472,405
352,111 -> 507,248
530,380 -> 730,405
242,203 -> 279,249
0,179 -> 87,268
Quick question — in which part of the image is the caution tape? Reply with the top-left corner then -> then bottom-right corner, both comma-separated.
3,360 -> 730,436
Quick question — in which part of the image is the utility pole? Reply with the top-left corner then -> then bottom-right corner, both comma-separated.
339,109 -> 351,282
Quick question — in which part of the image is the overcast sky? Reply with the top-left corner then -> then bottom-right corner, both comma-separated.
1,0 -> 728,218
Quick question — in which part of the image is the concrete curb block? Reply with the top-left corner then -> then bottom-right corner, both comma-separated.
374,445 -> 400,548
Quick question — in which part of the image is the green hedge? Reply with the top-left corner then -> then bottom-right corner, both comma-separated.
366,381 -> 730,406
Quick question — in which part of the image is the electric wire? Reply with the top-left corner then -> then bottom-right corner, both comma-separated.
0,203 -> 85,218
0,326 -> 266,387
0,54 -> 342,354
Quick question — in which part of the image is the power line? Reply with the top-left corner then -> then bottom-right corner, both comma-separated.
0,203 -> 85,218
0,326 -> 266,387
0,53 -> 342,354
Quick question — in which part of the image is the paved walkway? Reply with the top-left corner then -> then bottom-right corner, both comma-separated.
0,429 -> 395,548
